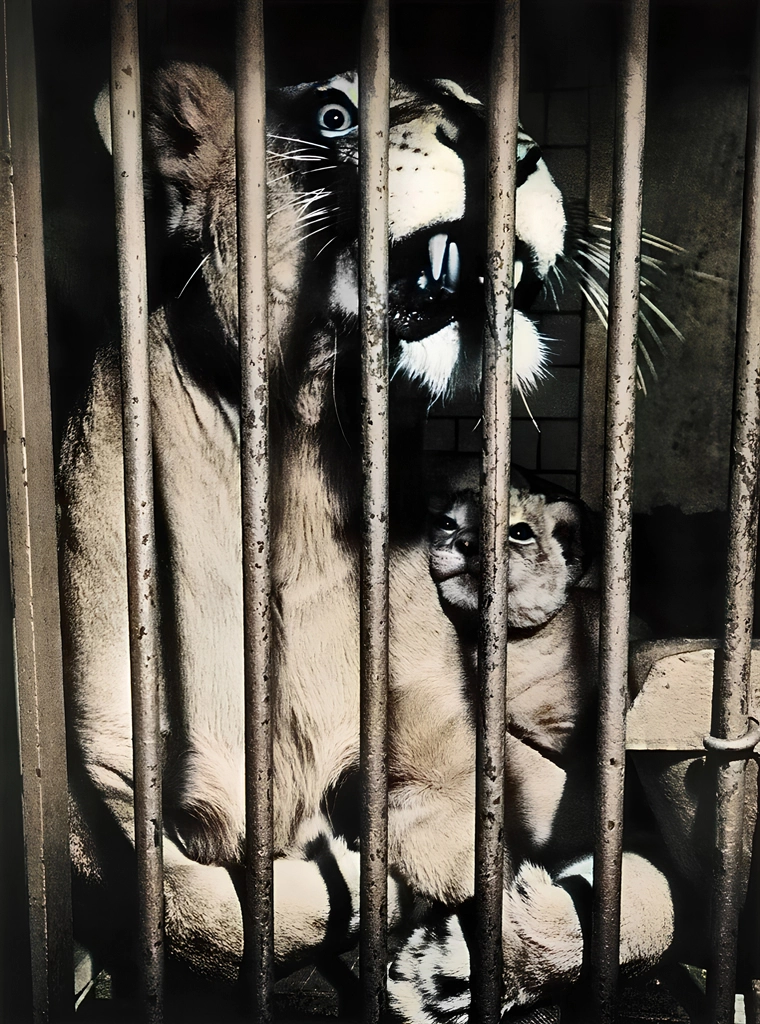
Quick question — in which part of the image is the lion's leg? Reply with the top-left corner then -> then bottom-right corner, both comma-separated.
75,767 -> 368,979
60,355 -> 363,980
166,834 -> 364,977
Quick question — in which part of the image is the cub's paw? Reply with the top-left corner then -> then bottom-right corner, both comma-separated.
502,861 -> 585,1008
387,861 -> 586,1023
388,913 -> 470,1024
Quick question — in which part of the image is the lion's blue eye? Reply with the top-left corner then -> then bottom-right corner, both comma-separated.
317,103 -> 355,137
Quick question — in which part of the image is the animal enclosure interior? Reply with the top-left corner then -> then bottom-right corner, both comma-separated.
0,0 -> 759,1022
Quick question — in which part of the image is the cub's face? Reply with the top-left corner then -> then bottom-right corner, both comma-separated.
428,489 -> 481,616
143,64 -> 565,405
429,487 -> 586,629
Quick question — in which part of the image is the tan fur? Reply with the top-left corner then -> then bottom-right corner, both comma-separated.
65,65 -> 561,981
66,64 -> 621,1007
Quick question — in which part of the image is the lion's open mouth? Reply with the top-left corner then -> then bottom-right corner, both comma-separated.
388,225 -> 552,397
388,229 -> 544,342
389,228 -> 469,342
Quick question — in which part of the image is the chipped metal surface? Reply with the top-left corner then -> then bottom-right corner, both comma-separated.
0,1 -> 73,1019
110,1 -> 165,1017
473,3 -> 519,1022
706,6 -> 760,1022
358,2 -> 391,1020
235,1 -> 275,1019
591,1 -> 650,1020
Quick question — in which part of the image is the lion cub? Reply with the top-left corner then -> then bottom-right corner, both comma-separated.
428,485 -> 599,773
385,486 -> 672,1022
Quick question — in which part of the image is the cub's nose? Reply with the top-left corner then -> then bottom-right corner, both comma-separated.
455,531 -> 478,558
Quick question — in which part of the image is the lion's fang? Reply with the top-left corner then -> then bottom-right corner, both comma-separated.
429,233 -> 448,281
447,242 -> 460,289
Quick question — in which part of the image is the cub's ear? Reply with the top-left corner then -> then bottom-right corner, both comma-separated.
550,499 -> 595,587
146,62 -> 234,192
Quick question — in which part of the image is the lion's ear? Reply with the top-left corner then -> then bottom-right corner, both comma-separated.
94,84 -> 112,154
146,62 -> 234,191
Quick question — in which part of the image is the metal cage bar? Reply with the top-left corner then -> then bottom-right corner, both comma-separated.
109,1 -> 165,1018
236,1 -> 274,1018
473,3 -> 519,1021
590,1 -> 649,1020
706,5 -> 760,1021
358,1 -> 391,1020
0,1 -> 74,1020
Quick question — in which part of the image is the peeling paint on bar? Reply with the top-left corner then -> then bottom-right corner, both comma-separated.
236,1 -> 274,1020
0,1 -> 73,1020
473,3 -> 519,1022
706,6 -> 760,1023
590,2 -> 650,1021
109,1 -> 165,1019
359,2 -> 390,1021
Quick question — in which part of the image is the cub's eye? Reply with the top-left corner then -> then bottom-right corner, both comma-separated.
509,522 -> 536,545
317,103 -> 355,137
433,514 -> 458,532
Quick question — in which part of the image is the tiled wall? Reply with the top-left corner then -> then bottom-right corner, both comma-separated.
423,86 -> 591,499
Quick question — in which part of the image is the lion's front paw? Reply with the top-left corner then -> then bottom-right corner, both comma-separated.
388,914 -> 471,1024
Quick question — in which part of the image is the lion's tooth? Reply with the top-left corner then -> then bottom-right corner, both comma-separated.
429,233 -> 448,281
447,241 -> 460,289
514,259 -> 524,287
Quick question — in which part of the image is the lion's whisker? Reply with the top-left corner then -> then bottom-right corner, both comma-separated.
267,152 -> 327,163
331,326 -> 352,449
176,252 -> 211,299
638,311 -> 669,359
578,279 -> 609,330
268,189 -> 333,219
637,334 -> 659,379
516,377 -> 541,433
640,292 -> 685,343
268,133 -> 330,150
268,166 -> 337,184
641,229 -> 685,253
313,236 -> 337,260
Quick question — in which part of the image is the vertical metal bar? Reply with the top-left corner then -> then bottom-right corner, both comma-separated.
590,2 -> 649,1021
706,6 -> 760,1022
359,2 -> 390,1021
473,3 -> 519,1021
109,2 -> 164,1019
0,1 -> 73,1019
235,1 -> 273,1019
580,88 -> 615,514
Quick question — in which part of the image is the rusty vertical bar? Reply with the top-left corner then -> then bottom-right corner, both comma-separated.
235,1 -> 273,1019
473,3 -> 519,1022
359,1 -> 390,1021
590,2 -> 649,1021
109,2 -> 164,1019
705,6 -> 760,1022
0,0 -> 73,1020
